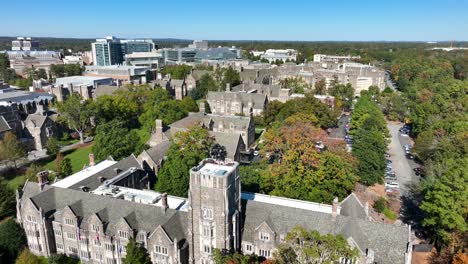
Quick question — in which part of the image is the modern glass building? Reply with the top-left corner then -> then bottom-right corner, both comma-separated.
92,37 -> 155,66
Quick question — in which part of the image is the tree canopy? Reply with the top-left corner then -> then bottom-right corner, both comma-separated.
122,238 -> 152,264
93,119 -> 141,161
57,94 -> 94,143
273,226 -> 358,263
0,131 -> 27,169
0,218 -> 26,263
155,126 -> 214,197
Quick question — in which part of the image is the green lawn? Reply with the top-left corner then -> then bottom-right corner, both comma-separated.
43,144 -> 95,173
7,144 -> 95,190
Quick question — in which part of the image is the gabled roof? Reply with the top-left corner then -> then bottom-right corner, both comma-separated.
207,91 -> 267,110
241,197 -> 409,264
0,115 -> 11,133
339,193 -> 369,220
211,132 -> 243,160
22,181 -> 187,241
25,114 -> 47,128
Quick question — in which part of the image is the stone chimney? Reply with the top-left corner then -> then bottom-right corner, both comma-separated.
161,193 -> 168,212
155,119 -> 164,141
332,197 -> 339,220
199,102 -> 205,114
36,170 -> 49,190
89,153 -> 95,166
226,83 -> 231,92
364,201 -> 370,218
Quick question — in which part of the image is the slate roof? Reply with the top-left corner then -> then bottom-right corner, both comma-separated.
67,155 -> 141,191
241,198 -> 409,264
0,115 -> 12,132
206,91 -> 267,110
231,83 -> 284,98
23,182 -> 187,241
94,85 -> 126,98
25,114 -> 47,128
211,132 -> 243,160
190,70 -> 212,81
339,193 -> 369,220
169,113 -> 251,132
141,140 -> 171,164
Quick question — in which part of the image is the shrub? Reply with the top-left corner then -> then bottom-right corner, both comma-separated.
373,197 -> 387,213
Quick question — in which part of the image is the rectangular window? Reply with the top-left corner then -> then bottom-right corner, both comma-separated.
80,251 -> 90,259
259,232 -> 270,241
106,258 -> 115,264
95,252 -> 102,260
105,244 -> 114,251
65,218 -> 74,225
118,230 -> 129,239
203,243 -> 212,254
56,243 -> 63,250
154,245 -> 168,255
92,224 -> 100,232
202,207 -> 213,220
258,249 -> 270,257
54,229 -> 62,236
245,244 -> 253,253
68,246 -> 78,255
202,225 -> 214,238
138,232 -> 145,241
66,232 -> 76,240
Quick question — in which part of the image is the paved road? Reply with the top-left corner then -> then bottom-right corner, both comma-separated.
385,71 -> 398,90
329,115 -> 350,139
387,122 -> 418,195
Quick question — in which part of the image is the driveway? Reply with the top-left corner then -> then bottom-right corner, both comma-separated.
329,115 -> 349,139
387,122 -> 418,195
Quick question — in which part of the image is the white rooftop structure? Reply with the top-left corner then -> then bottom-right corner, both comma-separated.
195,160 -> 237,177
241,192 -> 339,214
52,160 -> 117,189
92,184 -> 188,211
55,76 -> 113,88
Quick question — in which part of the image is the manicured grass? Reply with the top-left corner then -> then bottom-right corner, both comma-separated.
58,138 -> 79,146
7,174 -> 27,190
383,208 -> 397,221
44,144 -> 94,174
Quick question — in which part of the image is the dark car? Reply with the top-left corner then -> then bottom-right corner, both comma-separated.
406,153 -> 415,159
414,167 -> 425,176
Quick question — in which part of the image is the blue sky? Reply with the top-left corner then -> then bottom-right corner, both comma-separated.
2,0 -> 467,41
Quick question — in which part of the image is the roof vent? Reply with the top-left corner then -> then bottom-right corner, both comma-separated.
114,168 -> 122,174
79,186 -> 89,192
98,176 -> 106,183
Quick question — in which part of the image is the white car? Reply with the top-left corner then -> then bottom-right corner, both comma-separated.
253,151 -> 260,156
385,182 -> 400,189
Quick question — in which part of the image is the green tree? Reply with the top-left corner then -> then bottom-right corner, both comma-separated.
161,65 -> 192,79
373,197 -> 387,213
0,131 -> 27,169
213,248 -> 259,264
179,96 -> 199,113
46,137 -> 61,158
122,238 -> 152,264
190,73 -> 218,99
155,127 -> 214,197
420,158 -> 468,246
93,120 -> 140,161
24,163 -> 45,183
0,180 -> 15,219
273,226 -> 358,263
57,94 -> 94,144
58,157 -> 73,178
15,248 -> 42,264
47,254 -> 79,264
352,129 -> 387,185
328,83 -> 354,111
0,219 -> 26,263
314,78 -> 326,95
36,68 -> 48,80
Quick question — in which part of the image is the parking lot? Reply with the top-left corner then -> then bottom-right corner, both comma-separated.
386,122 -> 419,195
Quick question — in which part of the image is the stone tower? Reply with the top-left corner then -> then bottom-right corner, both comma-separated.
188,159 -> 241,263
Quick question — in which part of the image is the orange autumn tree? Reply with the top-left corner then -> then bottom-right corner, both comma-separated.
261,113 -> 358,203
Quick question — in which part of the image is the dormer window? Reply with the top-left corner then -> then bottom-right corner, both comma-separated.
138,232 -> 146,241
118,230 -> 129,239
259,232 -> 270,241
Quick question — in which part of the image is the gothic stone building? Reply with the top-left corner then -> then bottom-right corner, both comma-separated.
17,158 -> 412,264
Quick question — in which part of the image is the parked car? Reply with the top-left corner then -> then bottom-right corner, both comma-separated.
385,182 -> 400,189
406,153 -> 415,159
253,151 -> 260,156
414,167 -> 425,176
386,159 -> 392,164
384,153 -> 391,158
